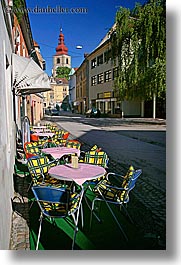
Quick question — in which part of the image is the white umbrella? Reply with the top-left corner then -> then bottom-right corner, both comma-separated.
12,53 -> 52,95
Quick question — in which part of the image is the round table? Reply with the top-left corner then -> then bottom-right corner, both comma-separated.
42,147 -> 80,159
49,163 -> 106,186
32,132 -> 55,138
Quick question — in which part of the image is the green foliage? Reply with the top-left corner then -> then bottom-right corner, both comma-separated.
61,95 -> 70,111
111,0 -> 166,101
55,104 -> 60,111
13,0 -> 25,22
56,67 -> 71,79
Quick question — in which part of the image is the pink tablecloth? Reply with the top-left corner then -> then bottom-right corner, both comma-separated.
32,128 -> 51,133
32,126 -> 47,129
49,163 -> 106,186
42,147 -> 80,159
32,132 -> 55,137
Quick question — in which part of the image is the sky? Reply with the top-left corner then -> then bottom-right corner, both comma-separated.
26,0 -> 147,76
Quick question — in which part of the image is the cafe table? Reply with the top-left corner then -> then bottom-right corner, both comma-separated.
32,128 -> 51,133
32,126 -> 47,129
48,163 -> 106,186
48,163 -> 106,226
32,132 -> 55,138
42,147 -> 80,159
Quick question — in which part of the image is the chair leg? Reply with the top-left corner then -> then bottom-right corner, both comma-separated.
122,205 -> 134,224
72,224 -> 78,250
90,198 -> 102,229
71,189 -> 84,249
105,201 -> 128,241
71,213 -> 79,250
27,180 -> 33,192
97,188 -> 128,241
29,198 -> 35,211
80,203 -> 84,228
36,212 -> 43,250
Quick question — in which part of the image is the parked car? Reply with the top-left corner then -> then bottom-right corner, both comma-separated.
50,109 -> 59,116
45,108 -> 51,115
86,108 -> 101,118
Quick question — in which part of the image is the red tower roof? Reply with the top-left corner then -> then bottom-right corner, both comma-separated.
55,29 -> 68,55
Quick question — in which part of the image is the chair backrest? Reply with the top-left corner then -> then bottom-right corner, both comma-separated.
30,134 -> 39,142
65,141 -> 81,150
25,145 -> 41,155
90,145 -> 102,152
84,150 -> 109,168
126,169 -> 142,191
95,167 -> 142,204
24,141 -> 37,150
119,169 -> 142,203
31,185 -> 83,217
62,132 -> 70,140
27,155 -> 53,179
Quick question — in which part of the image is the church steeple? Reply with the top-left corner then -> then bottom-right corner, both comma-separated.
55,28 -> 68,55
52,28 -> 71,77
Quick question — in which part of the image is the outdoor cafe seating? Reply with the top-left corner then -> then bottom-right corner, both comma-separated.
14,122 -> 143,249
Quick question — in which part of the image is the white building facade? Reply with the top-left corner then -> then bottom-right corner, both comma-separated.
0,0 -> 16,249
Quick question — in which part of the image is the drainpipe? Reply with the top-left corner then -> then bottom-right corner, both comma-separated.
153,93 -> 156,119
141,100 -> 144,117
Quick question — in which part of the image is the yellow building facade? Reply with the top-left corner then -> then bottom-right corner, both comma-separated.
44,78 -> 69,109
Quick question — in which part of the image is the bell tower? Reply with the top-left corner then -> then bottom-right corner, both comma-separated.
52,28 -> 71,77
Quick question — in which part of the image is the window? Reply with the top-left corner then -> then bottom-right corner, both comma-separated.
113,67 -> 118,80
78,73 -> 82,82
97,73 -> 104,84
91,58 -> 97,69
66,58 -> 69,64
104,49 -> 111,62
104,70 -> 112,82
57,58 -> 60,64
91,75 -> 97,86
97,93 -> 103,99
15,28 -> 20,55
97,54 -> 103,66
50,92 -> 54,99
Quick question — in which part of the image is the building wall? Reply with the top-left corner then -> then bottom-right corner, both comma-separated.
88,42 -> 117,114
0,1 -> 16,249
30,94 -> 43,125
45,81 -> 69,109
75,61 -> 88,114
87,40 -> 141,117
12,14 -> 29,128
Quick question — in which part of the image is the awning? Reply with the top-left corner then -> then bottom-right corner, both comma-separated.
12,53 -> 52,95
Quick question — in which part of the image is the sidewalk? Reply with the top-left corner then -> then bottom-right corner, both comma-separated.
50,111 -> 166,125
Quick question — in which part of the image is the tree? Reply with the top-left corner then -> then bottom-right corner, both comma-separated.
110,0 -> 166,118
56,67 -> 71,79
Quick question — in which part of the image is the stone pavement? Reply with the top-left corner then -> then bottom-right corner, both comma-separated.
10,169 -> 30,249
10,115 -> 166,250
